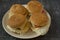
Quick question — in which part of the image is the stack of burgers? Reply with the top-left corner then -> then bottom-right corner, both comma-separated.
6,0 -> 49,35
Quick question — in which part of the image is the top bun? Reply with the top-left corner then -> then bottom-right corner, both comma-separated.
7,14 -> 26,28
27,1 -> 43,14
30,11 -> 48,27
10,4 -> 28,16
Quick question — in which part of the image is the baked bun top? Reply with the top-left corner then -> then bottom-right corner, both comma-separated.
30,11 -> 48,27
10,4 -> 28,15
27,1 -> 43,13
7,14 -> 26,28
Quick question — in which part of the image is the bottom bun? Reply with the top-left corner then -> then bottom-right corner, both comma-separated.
7,25 -> 21,34
31,25 -> 49,35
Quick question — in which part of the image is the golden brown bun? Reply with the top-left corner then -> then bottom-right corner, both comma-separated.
7,21 -> 30,34
30,10 -> 48,27
7,14 -> 26,28
10,4 -> 29,16
27,1 -> 43,14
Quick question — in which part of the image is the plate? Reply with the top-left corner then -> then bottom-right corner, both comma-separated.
2,5 -> 51,39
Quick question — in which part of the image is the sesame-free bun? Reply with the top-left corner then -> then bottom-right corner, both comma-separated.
7,14 -> 30,34
30,12 -> 48,27
27,1 -> 43,14
7,14 -> 26,28
10,4 -> 29,16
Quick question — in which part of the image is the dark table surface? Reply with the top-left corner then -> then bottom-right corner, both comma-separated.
0,0 -> 60,40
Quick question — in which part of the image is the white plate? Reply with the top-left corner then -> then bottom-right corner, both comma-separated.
2,5 -> 51,39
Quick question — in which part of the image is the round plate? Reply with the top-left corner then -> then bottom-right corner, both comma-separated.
2,5 -> 51,39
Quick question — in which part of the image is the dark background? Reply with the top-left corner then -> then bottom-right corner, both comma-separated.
0,0 -> 60,40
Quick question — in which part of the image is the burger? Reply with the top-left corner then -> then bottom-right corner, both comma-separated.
29,10 -> 49,35
9,4 -> 29,17
7,14 -> 29,34
27,1 -> 43,14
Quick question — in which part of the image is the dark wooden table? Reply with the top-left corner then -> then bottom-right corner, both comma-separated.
0,0 -> 60,40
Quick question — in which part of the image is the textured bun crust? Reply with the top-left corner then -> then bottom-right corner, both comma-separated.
7,14 -> 26,28
27,1 -> 43,14
10,4 -> 28,16
30,12 -> 48,27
